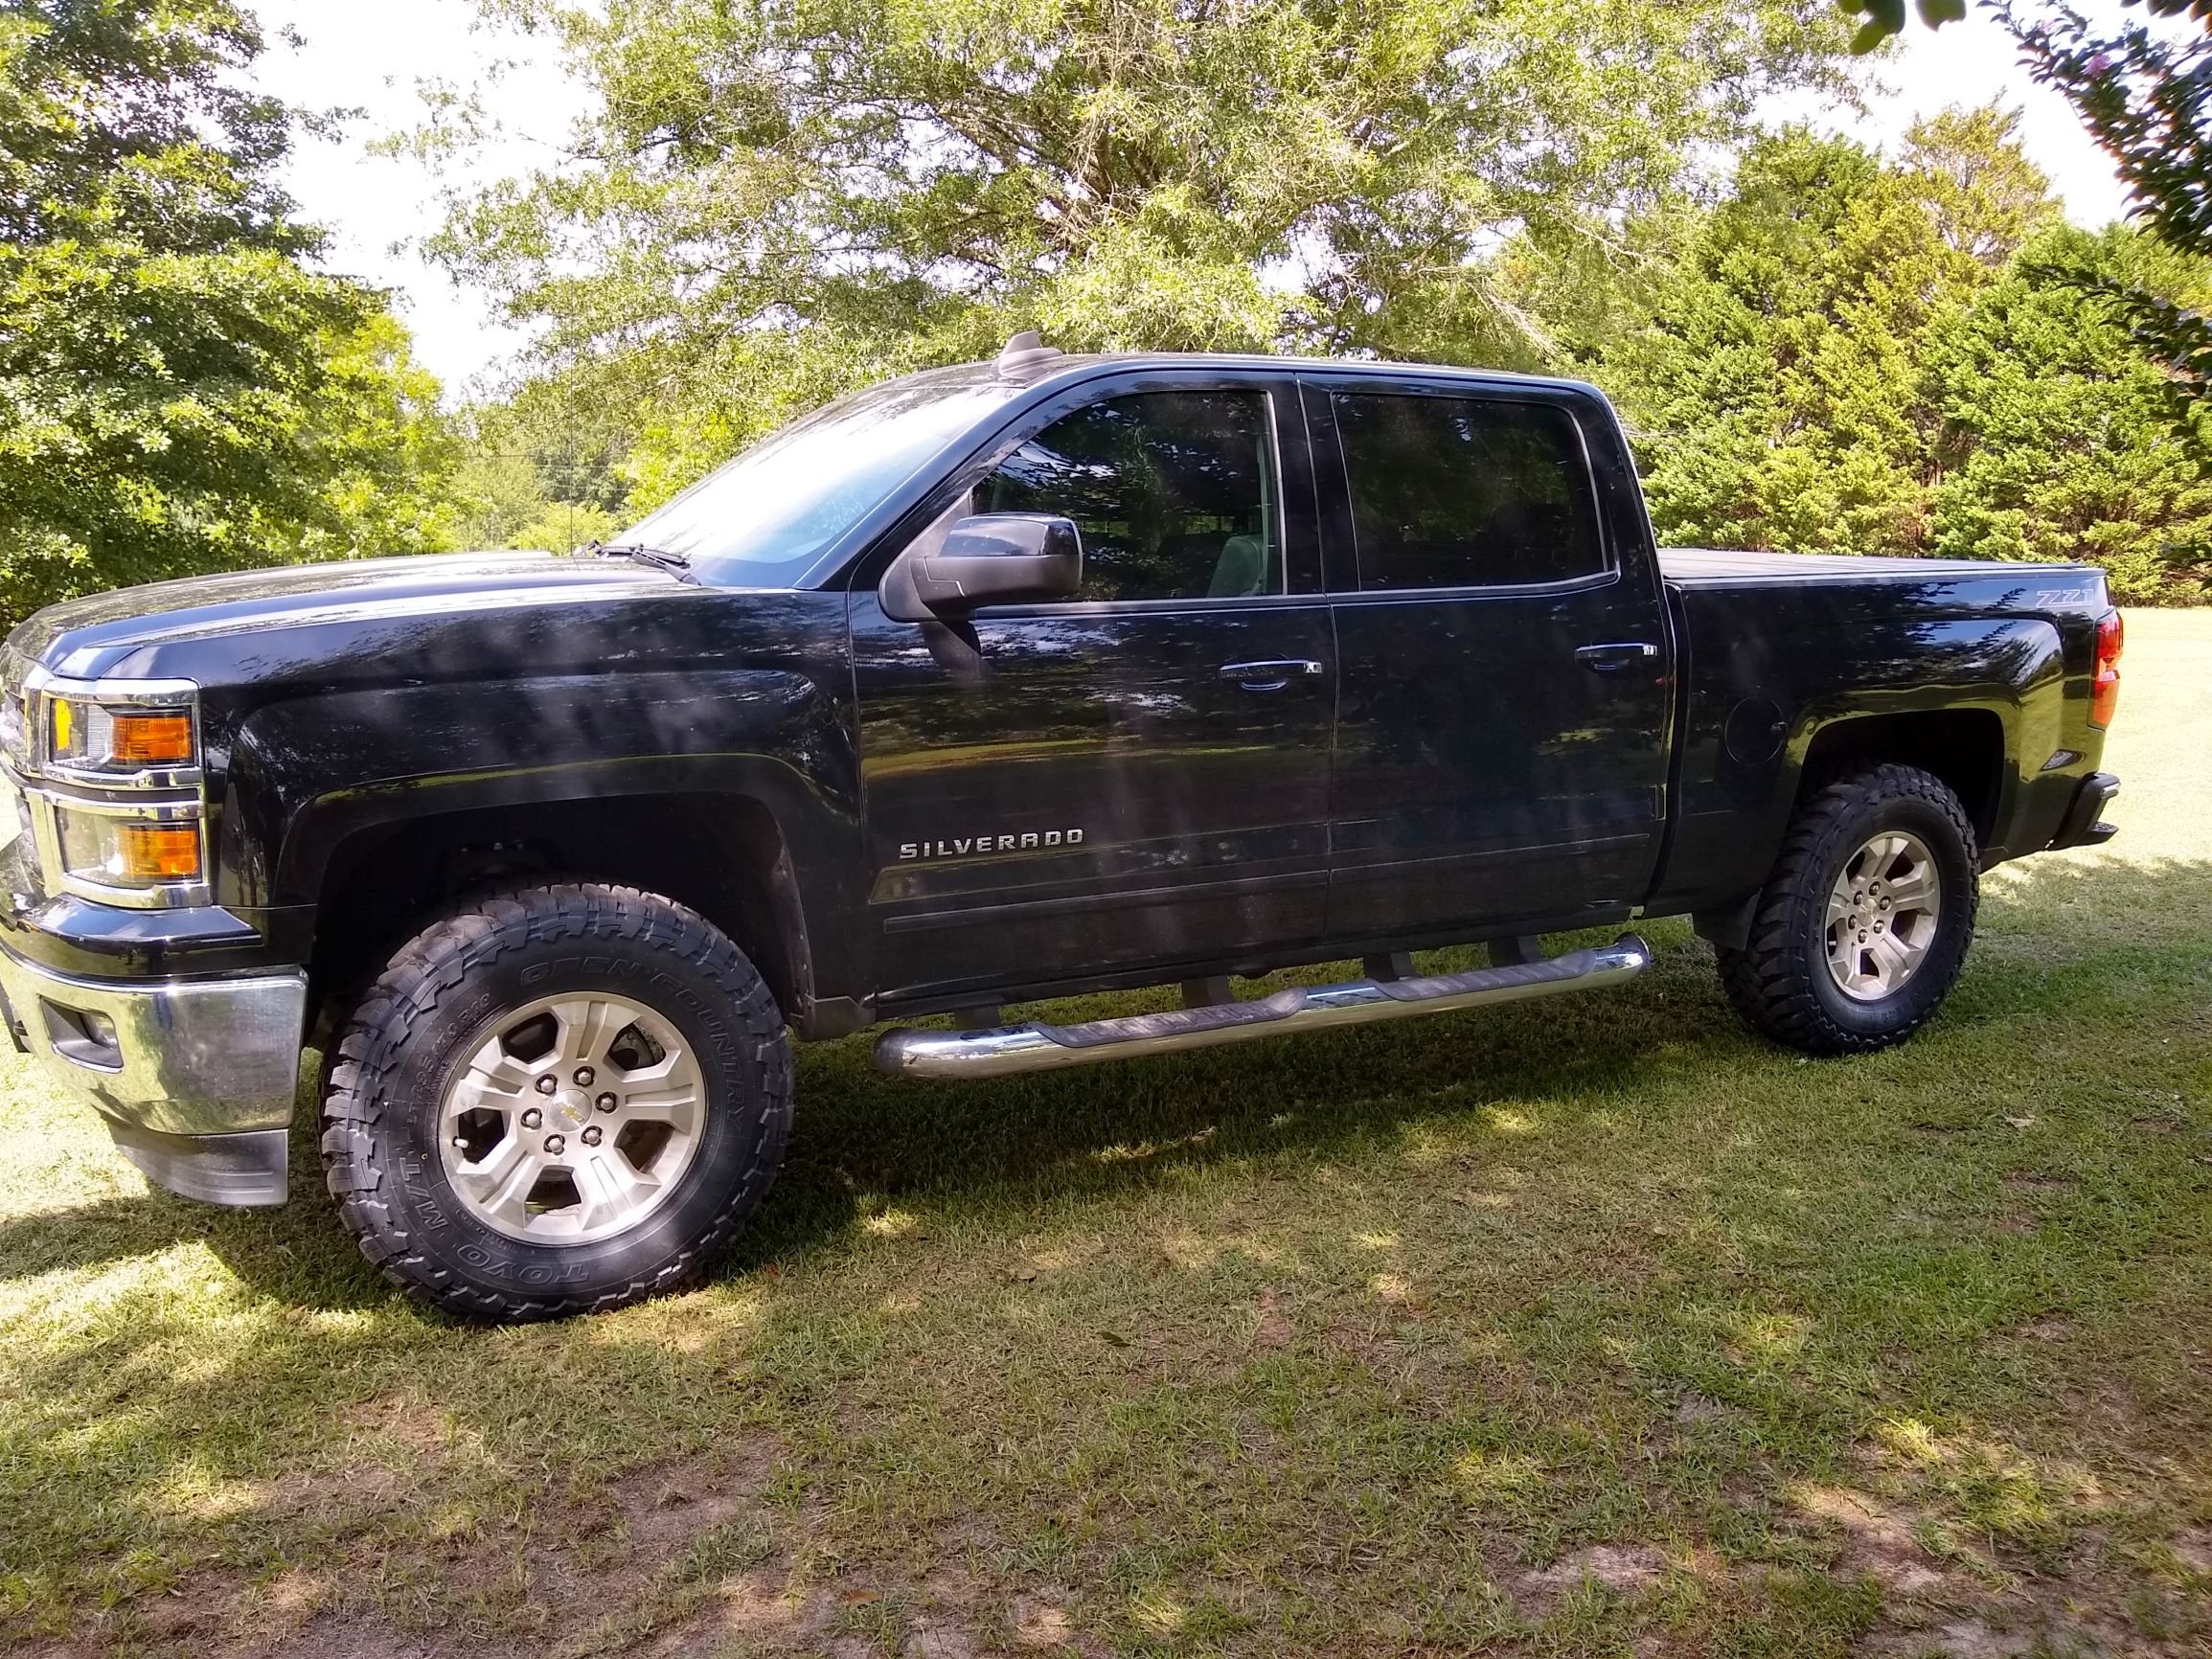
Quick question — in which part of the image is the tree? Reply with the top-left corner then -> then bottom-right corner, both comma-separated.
1840,1 -> 2212,435
447,388 -> 633,555
0,0 -> 461,630
1927,221 -> 2212,596
426,0 -> 1857,510
1597,113 -> 2044,554
1595,109 -> 2212,602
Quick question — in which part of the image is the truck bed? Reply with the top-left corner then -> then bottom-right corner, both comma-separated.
1648,545 -> 2114,920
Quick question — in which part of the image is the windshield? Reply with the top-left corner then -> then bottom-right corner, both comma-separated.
608,369 -> 1018,586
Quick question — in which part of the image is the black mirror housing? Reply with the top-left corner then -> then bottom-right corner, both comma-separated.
882,513 -> 1082,620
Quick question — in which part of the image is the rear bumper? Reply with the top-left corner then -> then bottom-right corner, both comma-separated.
2048,771 -> 2121,851
0,943 -> 304,1206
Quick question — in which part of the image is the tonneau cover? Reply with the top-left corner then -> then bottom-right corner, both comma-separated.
1659,547 -> 2096,585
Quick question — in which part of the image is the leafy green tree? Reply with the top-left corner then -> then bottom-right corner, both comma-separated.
0,0 -> 460,630
1597,112 -> 2043,553
1598,110 -> 2211,602
1841,1 -> 2212,436
1928,221 -> 2212,597
427,0 -> 1855,510
448,390 -> 632,554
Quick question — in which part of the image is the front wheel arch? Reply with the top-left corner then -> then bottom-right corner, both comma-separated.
304,791 -> 822,1043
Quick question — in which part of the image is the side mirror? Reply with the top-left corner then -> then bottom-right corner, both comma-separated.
882,513 -> 1082,620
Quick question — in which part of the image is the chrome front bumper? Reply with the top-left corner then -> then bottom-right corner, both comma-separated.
0,944 -> 306,1206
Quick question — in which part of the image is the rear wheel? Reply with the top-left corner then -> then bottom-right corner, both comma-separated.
322,883 -> 791,1321
1717,763 -> 1979,1056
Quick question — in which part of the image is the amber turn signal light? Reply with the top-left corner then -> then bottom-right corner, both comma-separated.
118,824 -> 201,882
110,712 -> 194,765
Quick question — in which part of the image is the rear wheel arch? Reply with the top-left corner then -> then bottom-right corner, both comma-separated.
1795,708 -> 2009,850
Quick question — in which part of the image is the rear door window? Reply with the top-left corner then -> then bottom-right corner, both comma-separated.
1330,393 -> 1606,592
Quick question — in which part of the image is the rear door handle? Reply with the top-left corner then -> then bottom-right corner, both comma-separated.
1575,642 -> 1660,674
1220,659 -> 1325,692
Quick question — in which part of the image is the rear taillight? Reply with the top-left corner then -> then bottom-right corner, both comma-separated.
2090,609 -> 2124,728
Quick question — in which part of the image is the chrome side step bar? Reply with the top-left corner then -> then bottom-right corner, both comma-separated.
874,934 -> 1653,1079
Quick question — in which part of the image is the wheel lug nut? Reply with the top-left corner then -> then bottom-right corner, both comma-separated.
545,1133 -> 565,1155
574,1066 -> 595,1087
520,1107 -> 542,1129
596,1092 -> 617,1112
536,1076 -> 558,1096
582,1125 -> 603,1147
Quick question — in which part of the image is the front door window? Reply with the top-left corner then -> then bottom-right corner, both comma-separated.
978,391 -> 1283,602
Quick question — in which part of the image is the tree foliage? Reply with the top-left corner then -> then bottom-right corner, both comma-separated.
430,0 -> 1853,507
1596,113 -> 2212,602
1843,0 -> 2212,442
0,0 -> 460,630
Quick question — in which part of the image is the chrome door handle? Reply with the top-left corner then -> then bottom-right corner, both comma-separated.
1220,659 -> 1324,691
1575,642 -> 1660,674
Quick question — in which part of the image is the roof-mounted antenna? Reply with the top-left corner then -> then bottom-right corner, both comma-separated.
996,330 -> 1064,382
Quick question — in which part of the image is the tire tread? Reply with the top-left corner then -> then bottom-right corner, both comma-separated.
1716,762 -> 1979,1057
320,882 -> 791,1322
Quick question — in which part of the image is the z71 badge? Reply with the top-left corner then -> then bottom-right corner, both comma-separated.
900,829 -> 1084,860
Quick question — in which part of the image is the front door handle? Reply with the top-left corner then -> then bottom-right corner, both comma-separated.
1575,642 -> 1660,674
1220,659 -> 1325,692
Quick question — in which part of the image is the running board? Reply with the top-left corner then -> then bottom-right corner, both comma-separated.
874,935 -> 1653,1079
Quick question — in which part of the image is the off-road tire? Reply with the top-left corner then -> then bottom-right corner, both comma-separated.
321,883 -> 792,1321
1716,763 -> 1979,1057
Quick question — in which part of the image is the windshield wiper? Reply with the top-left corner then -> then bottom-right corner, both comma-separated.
595,543 -> 696,580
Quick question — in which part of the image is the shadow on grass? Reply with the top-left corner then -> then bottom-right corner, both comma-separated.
721,849 -> 2212,1276
3,850 -> 2204,1309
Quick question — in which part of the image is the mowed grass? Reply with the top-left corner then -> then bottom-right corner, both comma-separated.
3,620 -> 2210,1659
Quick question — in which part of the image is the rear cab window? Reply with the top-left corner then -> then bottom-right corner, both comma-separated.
1326,390 -> 1608,593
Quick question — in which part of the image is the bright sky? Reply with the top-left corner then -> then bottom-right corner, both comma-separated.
254,0 -> 2142,403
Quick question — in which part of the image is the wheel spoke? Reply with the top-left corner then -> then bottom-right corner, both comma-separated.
622,1082 -> 701,1131
552,997 -> 626,1068
443,1040 -> 537,1127
1865,927 -> 1914,989
454,1137 -> 544,1230
1826,882 -> 1857,930
1884,861 -> 1938,910
574,1147 -> 657,1233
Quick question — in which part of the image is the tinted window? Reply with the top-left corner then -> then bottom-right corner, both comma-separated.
614,368 -> 1020,586
979,391 -> 1281,602
1333,394 -> 1605,591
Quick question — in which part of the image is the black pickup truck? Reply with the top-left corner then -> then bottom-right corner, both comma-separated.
0,336 -> 2125,1320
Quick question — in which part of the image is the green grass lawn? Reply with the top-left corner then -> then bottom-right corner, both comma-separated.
4,616 -> 2209,1659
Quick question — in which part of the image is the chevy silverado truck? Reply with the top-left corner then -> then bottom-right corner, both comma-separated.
0,335 -> 2125,1321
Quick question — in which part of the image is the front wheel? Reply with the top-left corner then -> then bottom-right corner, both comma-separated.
1717,763 -> 1980,1056
322,883 -> 792,1321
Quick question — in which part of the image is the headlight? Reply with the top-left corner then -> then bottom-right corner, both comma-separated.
4,671 -> 210,907
49,696 -> 197,773
54,807 -> 203,888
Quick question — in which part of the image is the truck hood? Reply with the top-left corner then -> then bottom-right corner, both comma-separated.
8,552 -> 687,674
